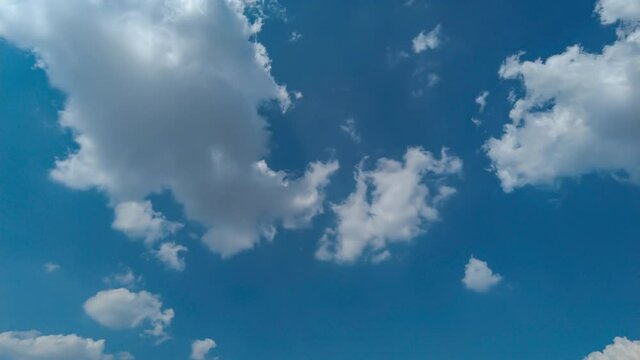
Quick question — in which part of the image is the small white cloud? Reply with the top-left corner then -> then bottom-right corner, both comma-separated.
462,256 -> 502,293
412,25 -> 441,54
84,288 -> 174,344
317,147 -> 462,263
103,268 -> 143,289
340,118 -> 361,143
0,331 -> 130,360
475,91 -> 490,113
112,201 -> 182,245
43,262 -> 60,273
153,242 -> 187,272
584,337 -> 640,360
190,338 -> 217,360
426,73 -> 440,87
289,31 -> 303,42
371,250 -> 391,264
471,117 -> 482,128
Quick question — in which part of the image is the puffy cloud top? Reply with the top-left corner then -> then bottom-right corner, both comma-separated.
462,256 -> 502,293
584,337 -> 640,360
190,338 -> 216,360
596,0 -> 640,24
0,331 -> 130,360
485,3 -> 640,191
0,0 -> 337,258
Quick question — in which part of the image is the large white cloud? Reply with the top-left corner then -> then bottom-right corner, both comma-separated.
485,0 -> 640,192
190,338 -> 216,360
462,256 -> 502,293
584,337 -> 640,360
0,331 -> 131,360
83,288 -> 174,343
0,0 -> 338,258
316,147 -> 461,263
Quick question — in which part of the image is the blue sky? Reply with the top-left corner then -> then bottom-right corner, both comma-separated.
1,0 -> 640,359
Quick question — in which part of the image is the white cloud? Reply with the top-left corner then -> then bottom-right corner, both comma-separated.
371,250 -> 391,264
317,147 -> 462,263
412,25 -> 441,53
43,262 -> 60,273
426,73 -> 441,87
596,0 -> 640,24
153,242 -> 187,272
485,2 -> 640,192
84,288 -> 174,343
0,331 -> 131,360
475,91 -> 490,113
191,338 -> 217,360
584,337 -> 640,360
103,268 -> 143,289
462,256 -> 502,293
471,117 -> 482,128
340,118 -> 361,143
0,0 -> 337,259
112,201 -> 182,245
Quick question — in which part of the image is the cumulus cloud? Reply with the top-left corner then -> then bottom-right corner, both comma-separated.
462,256 -> 502,293
153,242 -> 187,272
0,0 -> 338,258
316,147 -> 462,263
412,25 -> 441,53
0,331 -> 131,360
190,338 -> 216,360
84,288 -> 174,343
112,201 -> 182,245
485,1 -> 640,192
584,337 -> 640,360
340,118 -> 361,143
596,0 -> 640,24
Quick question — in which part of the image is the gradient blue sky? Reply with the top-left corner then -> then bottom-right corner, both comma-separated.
1,0 -> 640,359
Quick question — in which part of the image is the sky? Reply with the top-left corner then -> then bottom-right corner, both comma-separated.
0,0 -> 640,359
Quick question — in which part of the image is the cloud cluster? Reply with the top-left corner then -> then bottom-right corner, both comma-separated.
584,337 -> 640,360
0,331 -> 131,360
485,0 -> 640,191
462,256 -> 502,293
0,0 -> 337,258
317,147 -> 461,263
84,288 -> 174,343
